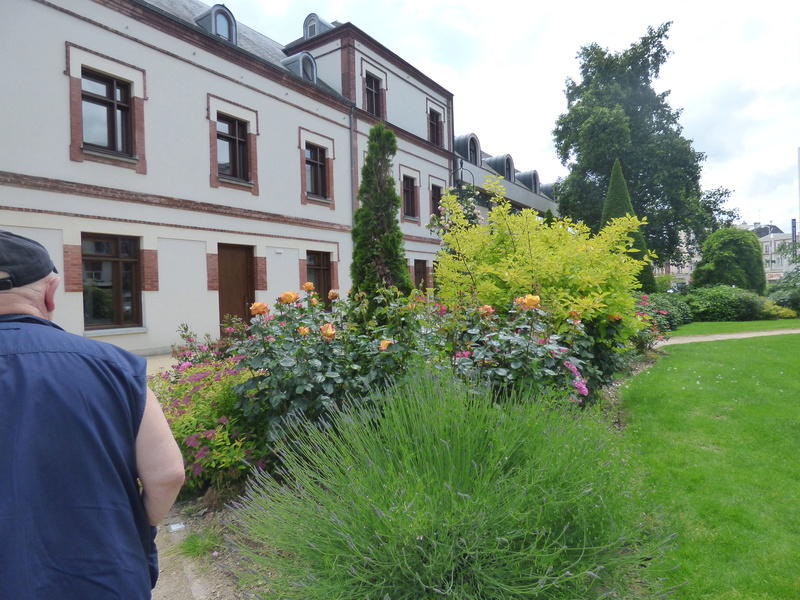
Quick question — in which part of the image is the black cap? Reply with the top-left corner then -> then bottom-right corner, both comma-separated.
0,230 -> 58,291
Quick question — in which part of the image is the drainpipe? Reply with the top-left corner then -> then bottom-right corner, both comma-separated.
349,103 -> 357,215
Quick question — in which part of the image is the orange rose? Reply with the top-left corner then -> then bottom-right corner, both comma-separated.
569,310 -> 581,319
328,289 -> 339,301
608,313 -> 622,322
297,326 -> 310,336
250,302 -> 268,315
378,339 -> 393,351
310,297 -> 319,306
320,323 -> 336,341
478,305 -> 495,316
279,291 -> 300,304
515,294 -> 540,309
302,281 -> 315,292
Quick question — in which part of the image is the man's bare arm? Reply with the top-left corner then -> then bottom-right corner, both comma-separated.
136,387 -> 185,525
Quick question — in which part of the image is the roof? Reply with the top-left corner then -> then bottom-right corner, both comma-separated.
133,0 -> 346,100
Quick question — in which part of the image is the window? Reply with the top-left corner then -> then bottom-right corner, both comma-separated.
414,260 -> 428,289
82,234 -> 141,329
468,138 -> 478,164
305,143 -> 327,198
306,251 -> 332,305
302,56 -> 315,81
505,157 -> 514,181
403,176 -> 417,218
365,73 -> 382,117
215,11 -> 232,41
217,114 -> 249,181
307,20 -> 316,37
431,184 -> 442,217
81,69 -> 131,155
428,109 -> 442,146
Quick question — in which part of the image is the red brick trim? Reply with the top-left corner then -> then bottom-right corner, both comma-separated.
255,256 -> 267,290
0,171 -> 351,234
207,253 -> 219,291
141,249 -> 159,291
298,258 -> 308,286
62,244 -> 83,293
331,259 -> 339,290
340,34 -> 357,102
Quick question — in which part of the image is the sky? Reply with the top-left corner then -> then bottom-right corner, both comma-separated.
223,0 -> 800,234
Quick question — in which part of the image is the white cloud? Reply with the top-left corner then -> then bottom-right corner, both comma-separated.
224,0 -> 800,232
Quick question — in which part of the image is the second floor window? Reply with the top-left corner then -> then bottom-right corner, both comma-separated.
431,185 -> 442,217
428,109 -> 441,146
217,114 -> 248,181
366,73 -> 382,117
403,176 -> 417,218
81,69 -> 131,155
305,143 -> 327,198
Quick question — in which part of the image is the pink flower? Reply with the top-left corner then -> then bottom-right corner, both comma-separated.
185,434 -> 200,448
191,462 -> 205,476
196,446 -> 210,460
217,416 -> 230,425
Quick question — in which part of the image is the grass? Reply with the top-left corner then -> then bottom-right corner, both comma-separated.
672,318 -> 800,337
179,527 -> 224,558
620,335 -> 800,599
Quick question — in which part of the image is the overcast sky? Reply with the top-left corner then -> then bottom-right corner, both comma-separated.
223,0 -> 800,234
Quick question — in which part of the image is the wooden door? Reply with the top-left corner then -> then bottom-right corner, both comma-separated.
218,244 -> 254,324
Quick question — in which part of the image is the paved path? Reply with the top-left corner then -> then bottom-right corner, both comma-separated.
658,328 -> 800,346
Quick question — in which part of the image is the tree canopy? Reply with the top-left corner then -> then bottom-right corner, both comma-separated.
553,23 -> 736,265
691,228 -> 766,294
350,122 -> 412,298
601,158 -> 657,293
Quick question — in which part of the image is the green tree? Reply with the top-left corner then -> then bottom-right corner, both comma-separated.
553,23 -> 722,265
350,122 -> 412,298
691,228 -> 766,294
600,158 -> 657,293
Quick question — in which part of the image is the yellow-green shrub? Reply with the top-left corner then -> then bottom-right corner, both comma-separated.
434,182 -> 648,343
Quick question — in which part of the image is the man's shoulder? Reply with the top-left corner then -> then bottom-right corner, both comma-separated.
0,314 -> 145,375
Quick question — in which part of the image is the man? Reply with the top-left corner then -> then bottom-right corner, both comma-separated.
0,230 -> 185,599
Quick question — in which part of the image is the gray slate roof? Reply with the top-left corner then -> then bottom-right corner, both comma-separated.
134,0 -> 347,100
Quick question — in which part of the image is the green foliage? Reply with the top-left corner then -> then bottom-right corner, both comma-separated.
552,23 -> 726,266
691,228 -> 766,294
644,292 -> 692,330
600,158 -> 657,293
685,285 -> 766,322
426,184 -> 484,241
231,287 -> 425,443
149,361 -> 261,492
350,122 -> 413,298
170,318 -> 249,366
759,299 -> 798,320
232,372 -> 672,599
768,268 -> 800,311
179,528 -> 224,557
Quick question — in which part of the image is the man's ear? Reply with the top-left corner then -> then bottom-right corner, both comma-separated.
44,276 -> 60,314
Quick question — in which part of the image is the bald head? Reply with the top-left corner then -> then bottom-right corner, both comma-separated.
0,271 -> 60,320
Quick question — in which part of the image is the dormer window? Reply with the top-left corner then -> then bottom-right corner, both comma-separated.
307,19 -> 316,37
215,11 -> 232,41
302,56 -> 315,81
505,157 -> 514,181
195,5 -> 237,44
468,138 -> 478,164
303,13 -> 333,39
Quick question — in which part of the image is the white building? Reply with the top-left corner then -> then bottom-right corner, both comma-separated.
1,0 -> 557,355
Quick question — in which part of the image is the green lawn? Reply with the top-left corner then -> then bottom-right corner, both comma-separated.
672,318 -> 800,337
621,335 -> 800,599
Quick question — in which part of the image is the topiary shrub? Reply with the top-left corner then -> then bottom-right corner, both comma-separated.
231,371 -> 673,599
686,285 -> 765,322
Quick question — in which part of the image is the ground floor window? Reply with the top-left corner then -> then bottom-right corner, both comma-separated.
306,251 -> 332,305
82,233 -> 141,328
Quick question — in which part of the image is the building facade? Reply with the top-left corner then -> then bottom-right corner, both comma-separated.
1,0 -> 556,355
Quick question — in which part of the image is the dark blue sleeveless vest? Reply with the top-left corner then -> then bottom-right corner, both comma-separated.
0,315 -> 157,599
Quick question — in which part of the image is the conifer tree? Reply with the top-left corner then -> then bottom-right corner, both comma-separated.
601,158 -> 657,293
350,122 -> 412,298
